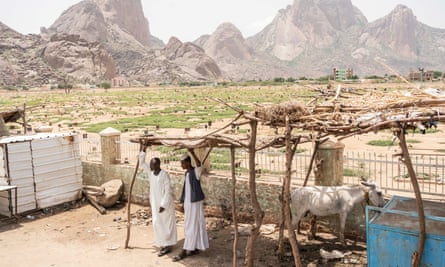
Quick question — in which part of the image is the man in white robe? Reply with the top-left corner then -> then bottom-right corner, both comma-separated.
139,151 -> 177,256
173,152 -> 209,262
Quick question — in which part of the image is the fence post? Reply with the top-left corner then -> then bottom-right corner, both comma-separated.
99,127 -> 121,165
315,140 -> 345,186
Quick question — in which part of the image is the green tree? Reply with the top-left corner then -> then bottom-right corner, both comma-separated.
433,71 -> 443,79
101,82 -> 111,89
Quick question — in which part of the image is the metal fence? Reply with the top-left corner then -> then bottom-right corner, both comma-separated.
79,134 -> 102,162
79,137 -> 445,200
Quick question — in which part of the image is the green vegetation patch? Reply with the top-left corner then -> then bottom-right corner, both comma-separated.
367,139 -> 395,147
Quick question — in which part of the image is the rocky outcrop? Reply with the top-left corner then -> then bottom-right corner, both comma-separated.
0,21 -> 115,87
164,37 -> 221,80
201,23 -> 252,61
0,22 -> 59,87
45,0 -> 223,83
239,0 -> 445,78
354,4 -> 445,73
94,0 -> 151,46
48,0 -> 158,47
46,1 -> 108,43
196,22 -> 295,81
43,33 -> 116,80
360,5 -> 418,58
247,0 -> 367,61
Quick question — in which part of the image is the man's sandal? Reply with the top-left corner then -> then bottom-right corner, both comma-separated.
158,247 -> 171,257
172,250 -> 187,262
189,249 -> 200,255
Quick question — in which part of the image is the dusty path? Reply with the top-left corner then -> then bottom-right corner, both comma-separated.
0,203 -> 198,267
0,201 -> 368,267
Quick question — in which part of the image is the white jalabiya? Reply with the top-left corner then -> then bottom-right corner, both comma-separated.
183,166 -> 209,251
139,152 -> 177,247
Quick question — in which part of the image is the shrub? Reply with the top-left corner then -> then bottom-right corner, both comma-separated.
101,82 -> 111,89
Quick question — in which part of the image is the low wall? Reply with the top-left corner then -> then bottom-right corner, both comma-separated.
82,162 -> 366,237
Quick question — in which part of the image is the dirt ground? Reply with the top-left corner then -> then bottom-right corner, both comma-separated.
0,199 -> 368,267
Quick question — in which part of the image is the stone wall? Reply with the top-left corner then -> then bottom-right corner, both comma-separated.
82,161 -> 366,237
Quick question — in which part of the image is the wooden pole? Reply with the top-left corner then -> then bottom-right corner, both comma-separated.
284,116 -> 302,266
230,146 -> 239,267
397,127 -> 425,267
83,189 -> 107,214
303,138 -> 322,187
23,104 -> 27,134
277,176 -> 286,259
124,143 -> 143,249
244,120 -> 264,267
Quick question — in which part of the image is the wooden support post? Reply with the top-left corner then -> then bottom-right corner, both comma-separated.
23,104 -> 27,134
124,143 -> 143,249
397,128 -> 425,267
230,146 -> 239,267
303,137 -> 322,187
244,120 -> 264,267
283,116 -> 302,266
277,177 -> 286,259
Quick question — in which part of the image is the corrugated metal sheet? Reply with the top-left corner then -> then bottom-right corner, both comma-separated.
2,141 -> 37,214
0,132 -> 82,216
31,135 -> 82,209
0,132 -> 78,144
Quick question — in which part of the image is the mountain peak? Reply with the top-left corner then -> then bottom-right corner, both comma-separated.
200,22 -> 252,61
48,0 -> 107,43
362,4 -> 418,58
93,0 -> 151,46
248,0 -> 367,61
0,21 -> 22,38
48,0 -> 155,47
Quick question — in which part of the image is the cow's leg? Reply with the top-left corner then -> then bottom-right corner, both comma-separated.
309,215 -> 317,240
292,210 -> 306,235
339,212 -> 347,245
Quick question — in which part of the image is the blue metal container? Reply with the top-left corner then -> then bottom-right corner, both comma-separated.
366,196 -> 445,267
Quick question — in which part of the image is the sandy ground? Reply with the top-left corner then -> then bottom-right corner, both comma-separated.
0,200 -> 368,267
0,201 -> 214,267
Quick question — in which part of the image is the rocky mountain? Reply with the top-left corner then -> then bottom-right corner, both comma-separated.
358,5 -> 445,71
43,33 -> 116,81
1,0 -> 445,87
196,0 -> 375,79
247,0 -> 367,61
45,0 -> 221,83
250,0 -> 445,77
195,22 -> 299,80
0,21 -> 114,87
163,37 -> 221,80
47,0 -> 159,48
201,23 -> 253,61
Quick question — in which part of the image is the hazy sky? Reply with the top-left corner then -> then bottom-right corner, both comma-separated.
1,0 -> 444,43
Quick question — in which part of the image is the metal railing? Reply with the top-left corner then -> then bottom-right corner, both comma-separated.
79,137 -> 445,200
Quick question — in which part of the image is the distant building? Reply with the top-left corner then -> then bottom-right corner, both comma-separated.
408,70 -> 434,81
333,68 -> 353,81
111,76 -> 130,87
